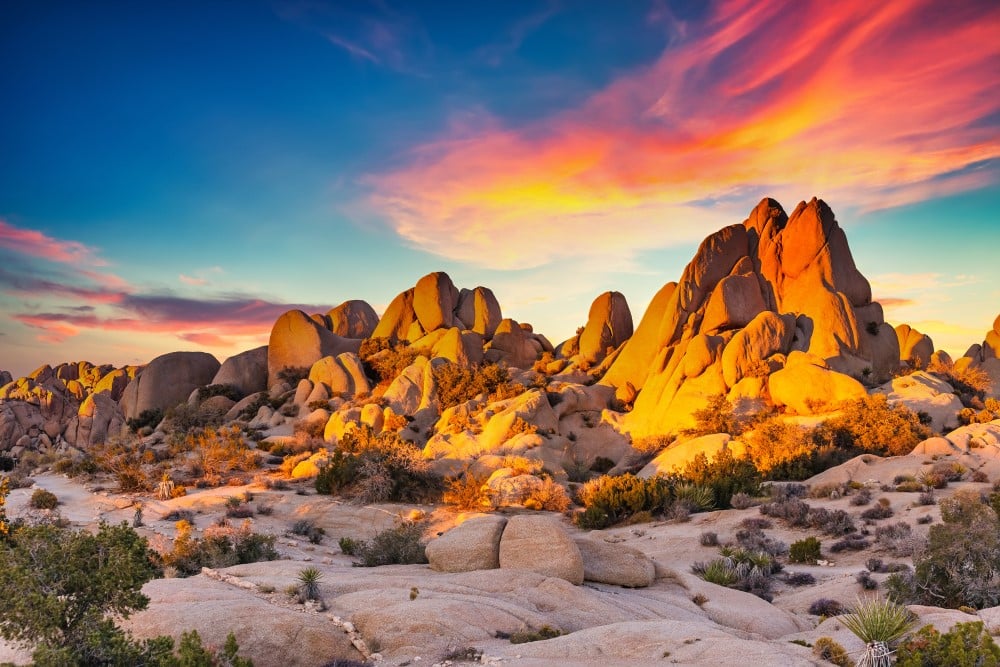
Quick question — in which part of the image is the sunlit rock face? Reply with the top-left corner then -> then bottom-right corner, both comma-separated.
121,351 -> 220,420
955,313 -> 1000,397
603,197 -> 900,437
267,310 -> 360,388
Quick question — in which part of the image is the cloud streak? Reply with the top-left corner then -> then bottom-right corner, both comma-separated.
0,218 -> 106,266
365,0 -> 1000,269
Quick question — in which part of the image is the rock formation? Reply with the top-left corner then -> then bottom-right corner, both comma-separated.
121,351 -> 220,420
267,310 -> 361,387
896,324 -> 934,369
327,300 -> 380,339
559,291 -> 634,367
603,197 -> 900,436
955,313 -> 1000,397
212,346 -> 268,397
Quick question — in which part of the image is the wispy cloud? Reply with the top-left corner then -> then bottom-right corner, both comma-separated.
0,218 -> 106,266
325,33 -> 380,63
179,274 -> 207,286
364,0 -> 1000,269
476,2 -> 560,67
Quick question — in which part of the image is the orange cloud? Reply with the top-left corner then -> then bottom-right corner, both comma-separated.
366,0 -> 1000,269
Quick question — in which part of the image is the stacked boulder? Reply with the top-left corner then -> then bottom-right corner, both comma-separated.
955,314 -> 1000,398
602,197 -> 899,436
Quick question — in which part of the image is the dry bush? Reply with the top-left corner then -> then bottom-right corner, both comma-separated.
816,394 -> 931,457
523,477 -> 571,512
928,357 -> 992,404
433,362 -> 520,411
187,426 -> 261,486
443,472 -> 492,511
631,434 -> 672,456
744,419 -> 815,475
506,417 -> 538,439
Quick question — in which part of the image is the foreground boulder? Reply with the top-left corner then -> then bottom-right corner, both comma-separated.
426,515 -> 507,572
498,515 -> 584,585
574,537 -> 655,588
120,352 -> 220,421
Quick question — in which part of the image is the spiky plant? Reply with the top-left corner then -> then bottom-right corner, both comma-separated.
297,566 -> 324,602
840,596 -> 915,667
673,482 -> 715,511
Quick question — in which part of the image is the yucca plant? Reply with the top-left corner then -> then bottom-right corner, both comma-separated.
673,482 -> 715,511
297,566 -> 324,602
840,596 -> 915,667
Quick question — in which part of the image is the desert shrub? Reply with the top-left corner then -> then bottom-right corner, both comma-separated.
90,436 -> 151,492
29,488 -> 58,510
785,571 -> 816,586
740,517 -> 772,530
695,548 -> 779,601
630,434 -> 672,456
789,537 -> 822,564
683,394 -> 761,438
808,508 -> 857,536
574,474 -> 674,529
338,537 -> 359,556
508,625 -> 563,644
814,394 -> 931,457
315,426 -> 441,503
524,477 -> 571,512
830,535 -> 870,552
681,447 -> 761,509
730,491 -> 755,510
361,341 -> 421,385
349,521 -> 427,567
443,471 -> 492,511
0,477 -> 9,540
164,402 -> 226,433
768,483 -> 808,500
928,357 -> 992,404
433,361 -> 518,410
161,519 -> 278,576
889,491 -> 1000,609
813,636 -> 851,667
874,522 -> 918,557
170,630 -> 254,667
896,621 -> 1000,667
736,528 -> 786,557
126,408 -> 164,433
743,418 -> 818,477
699,531 -> 719,547
291,519 -> 325,544
851,487 -> 874,506
861,501 -> 894,521
296,567 -> 324,603
760,498 -> 811,526
186,426 -> 260,485
856,570 -> 878,590
808,598 -> 845,617
916,491 -> 935,506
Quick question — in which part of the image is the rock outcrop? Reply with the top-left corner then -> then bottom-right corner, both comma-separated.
576,291 -> 633,364
955,313 -> 1000,397
267,310 -> 360,387
212,346 -> 268,397
426,515 -> 507,572
896,324 -> 934,369
603,198 -> 899,436
120,351 -> 220,420
327,300 -> 379,339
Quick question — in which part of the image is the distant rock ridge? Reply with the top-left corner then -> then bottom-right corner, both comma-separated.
603,197 -> 900,436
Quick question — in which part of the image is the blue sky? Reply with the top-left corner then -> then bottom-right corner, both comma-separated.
1,0 -> 998,378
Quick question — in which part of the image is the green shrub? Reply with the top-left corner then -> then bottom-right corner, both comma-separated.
349,521 -> 427,567
888,491 -> 999,609
681,447 -> 762,508
509,625 -> 563,644
338,537 -> 359,556
683,394 -> 760,438
172,630 -> 254,667
789,537 -> 821,564
316,426 -> 441,503
161,519 -> 278,576
291,519 -> 325,544
296,567 -> 324,602
0,521 -> 160,664
896,621 -> 1000,667
29,488 -> 58,510
432,361 -> 518,410
574,474 -> 673,529
196,383 -> 242,403
126,408 -> 164,433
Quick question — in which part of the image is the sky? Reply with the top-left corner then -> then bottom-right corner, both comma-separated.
1,0 -> 998,379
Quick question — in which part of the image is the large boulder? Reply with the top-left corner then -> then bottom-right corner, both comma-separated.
873,371 -> 963,432
66,391 -> 124,448
455,286 -> 503,338
371,289 -> 420,343
413,271 -> 459,332
485,319 -> 541,368
212,346 -> 268,397
308,353 -> 371,398
426,515 -> 507,572
120,352 -> 220,420
91,367 -> 136,402
498,515 -> 583,585
267,310 -> 360,387
327,300 -> 379,339
577,291 -> 633,364
573,537 -> 655,588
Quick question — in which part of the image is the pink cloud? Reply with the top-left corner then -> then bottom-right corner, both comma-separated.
179,332 -> 230,347
365,0 -> 1000,269
179,274 -> 208,286
0,219 -> 106,266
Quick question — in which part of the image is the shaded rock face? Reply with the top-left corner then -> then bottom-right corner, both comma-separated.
267,310 -> 361,387
121,351 -> 220,420
212,346 -> 268,397
604,197 -> 899,436
0,370 -> 12,387
327,300 -> 379,339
